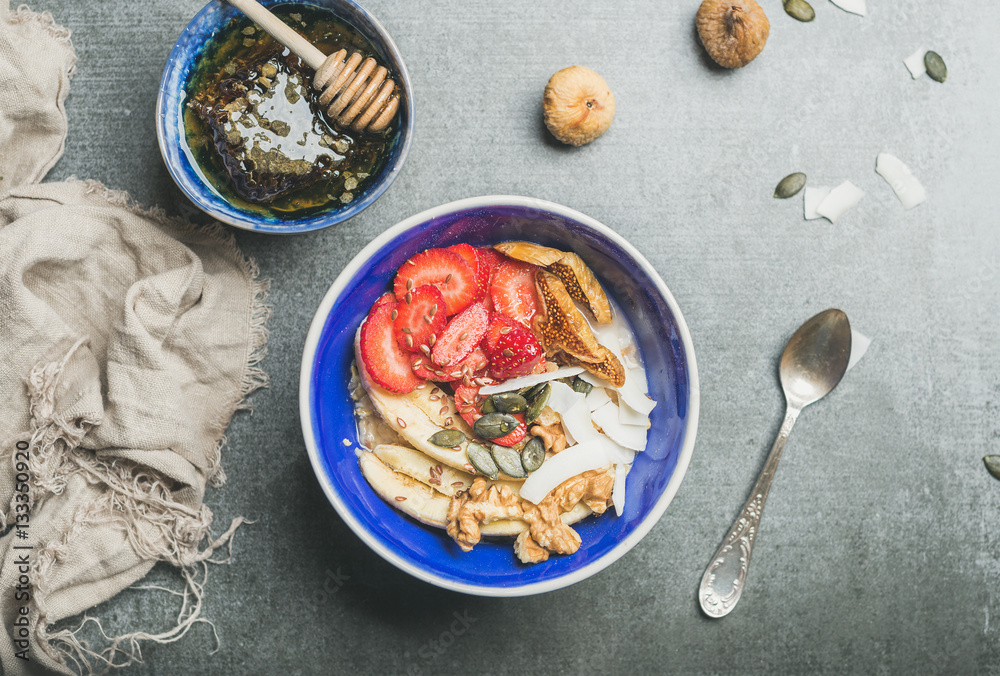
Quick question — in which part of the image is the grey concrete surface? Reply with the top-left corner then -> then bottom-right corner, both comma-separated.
24,0 -> 1000,673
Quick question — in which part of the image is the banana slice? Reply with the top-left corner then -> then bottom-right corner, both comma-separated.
358,451 -> 594,535
373,444 -> 473,497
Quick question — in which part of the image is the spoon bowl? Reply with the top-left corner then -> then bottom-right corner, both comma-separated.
699,308 -> 852,618
780,309 -> 852,410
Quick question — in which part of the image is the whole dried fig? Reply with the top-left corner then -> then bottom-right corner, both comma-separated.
696,0 -> 770,69
543,66 -> 615,146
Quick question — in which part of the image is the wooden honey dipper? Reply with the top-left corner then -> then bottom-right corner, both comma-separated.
227,0 -> 400,133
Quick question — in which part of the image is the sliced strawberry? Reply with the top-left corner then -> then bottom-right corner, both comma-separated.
371,291 -> 396,311
410,353 -> 442,381
490,260 -> 541,327
477,247 -> 506,282
491,413 -> 527,447
394,249 -> 476,316
446,243 -> 487,300
393,284 -> 446,353
454,384 -> 482,427
481,312 -> 521,355
360,303 -> 422,393
410,346 -> 488,383
487,324 -> 543,380
431,302 -> 489,367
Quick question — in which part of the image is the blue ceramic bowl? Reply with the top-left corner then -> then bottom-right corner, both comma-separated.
300,197 -> 699,595
156,0 -> 413,234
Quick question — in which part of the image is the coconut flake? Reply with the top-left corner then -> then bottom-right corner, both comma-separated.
619,399 -> 650,428
579,371 -> 656,416
846,329 -> 871,372
612,463 -> 629,517
830,0 -> 866,16
586,387 -> 612,412
592,435 -> 637,464
518,441 -> 612,504
904,48 -> 927,79
875,152 -> 926,210
816,180 -> 865,223
561,398 -> 599,444
478,366 -> 584,394
546,381 -> 584,414
592,402 -> 647,451
804,186 -> 833,220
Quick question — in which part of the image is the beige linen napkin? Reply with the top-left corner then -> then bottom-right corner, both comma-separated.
0,3 -> 269,673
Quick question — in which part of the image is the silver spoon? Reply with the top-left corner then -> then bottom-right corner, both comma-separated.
698,308 -> 852,618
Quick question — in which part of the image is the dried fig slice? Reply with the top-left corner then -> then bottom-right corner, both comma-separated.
548,253 -> 612,324
533,270 -> 604,362
554,347 -> 626,389
493,241 -> 564,267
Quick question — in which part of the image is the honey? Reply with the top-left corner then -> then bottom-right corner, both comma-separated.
183,3 -> 395,219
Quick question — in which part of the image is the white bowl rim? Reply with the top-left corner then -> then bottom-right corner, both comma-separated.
298,195 -> 700,596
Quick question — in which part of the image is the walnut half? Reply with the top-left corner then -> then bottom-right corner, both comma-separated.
446,478 -> 523,552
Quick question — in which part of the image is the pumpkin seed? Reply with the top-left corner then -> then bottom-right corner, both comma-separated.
571,376 -> 593,395
491,445 -> 527,479
490,392 -> 528,414
522,383 -> 546,401
525,383 -> 551,424
985,456 -> 1000,480
774,172 -> 807,199
428,429 -> 465,448
466,442 -> 499,480
782,0 -> 814,22
924,51 -> 947,83
521,437 -> 545,473
481,396 -> 497,414
473,412 -> 519,439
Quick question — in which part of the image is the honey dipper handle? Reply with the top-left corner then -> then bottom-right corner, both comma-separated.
226,0 -> 327,71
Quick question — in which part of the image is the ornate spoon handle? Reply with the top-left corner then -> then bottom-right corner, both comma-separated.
698,406 -> 800,618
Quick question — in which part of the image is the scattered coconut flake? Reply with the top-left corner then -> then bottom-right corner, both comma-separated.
479,366 -> 585,394
592,402 -> 647,451
619,399 -> 650,428
875,152 -> 926,210
846,329 -> 871,372
612,463 -> 629,517
586,387 -> 612,412
904,48 -> 927,79
804,186 -> 833,220
816,180 -> 865,223
519,441 -> 612,504
829,0 -> 866,16
342,438 -> 352,446
560,398 -> 600,444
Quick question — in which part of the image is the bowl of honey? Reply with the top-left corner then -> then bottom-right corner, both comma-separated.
157,0 -> 412,234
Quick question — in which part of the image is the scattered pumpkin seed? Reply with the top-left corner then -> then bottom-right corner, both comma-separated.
521,437 -> 545,473
924,51 -> 947,83
466,442 -> 499,480
774,172 -> 807,199
490,392 -> 528,414
782,0 -> 815,22
473,412 -> 519,439
985,456 -> 1000,481
481,397 -> 497,414
428,429 -> 465,448
571,376 -> 593,395
525,383 -> 552,424
491,445 -> 527,479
